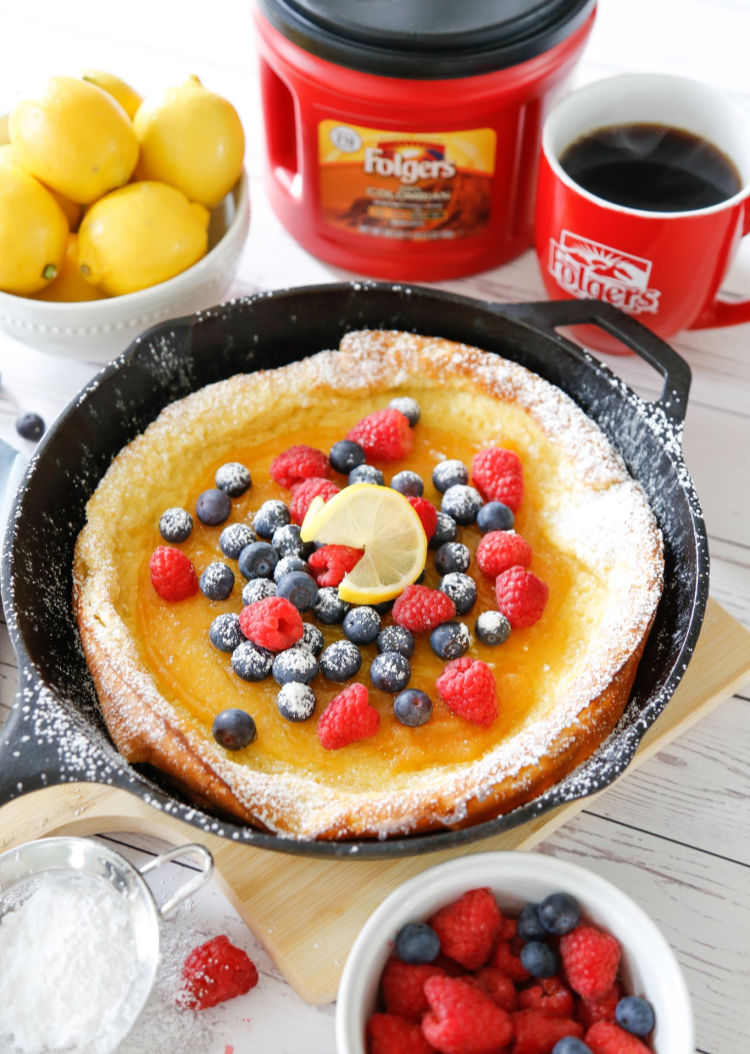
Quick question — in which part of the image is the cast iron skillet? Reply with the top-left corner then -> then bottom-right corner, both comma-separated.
0,283 -> 709,858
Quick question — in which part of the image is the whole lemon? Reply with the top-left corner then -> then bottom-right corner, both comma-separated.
0,165 -> 68,295
9,75 -> 139,204
77,180 -> 210,296
34,233 -> 106,302
81,70 -> 143,120
133,75 -> 244,208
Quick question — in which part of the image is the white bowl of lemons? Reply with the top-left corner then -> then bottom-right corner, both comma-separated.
0,72 -> 250,362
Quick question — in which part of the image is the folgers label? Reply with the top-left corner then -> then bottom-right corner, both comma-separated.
319,125 -> 496,240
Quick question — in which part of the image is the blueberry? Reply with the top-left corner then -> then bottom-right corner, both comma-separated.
273,555 -> 309,583
372,598 -> 395,616
272,647 -> 319,686
430,621 -> 470,661
276,570 -> 318,611
242,578 -> 277,605
15,412 -> 45,441
393,688 -> 433,727
277,682 -> 317,722
196,488 -> 232,526
389,396 -> 421,426
212,708 -> 257,750
434,541 -> 471,575
432,459 -> 468,493
390,470 -> 423,497
520,940 -> 560,978
349,464 -> 384,486
441,484 -> 483,525
438,572 -> 477,615
517,903 -> 549,943
272,523 -> 308,558
370,651 -> 411,692
292,622 -> 325,656
219,522 -> 255,559
376,625 -> 414,658
199,561 -> 235,601
238,541 -> 279,580
538,892 -> 580,936
231,641 -> 274,682
395,921 -> 440,963
551,1039 -> 593,1054
253,499 -> 290,538
329,439 -> 366,474
343,606 -> 381,645
159,507 -> 193,544
209,612 -> 243,653
215,461 -> 252,497
312,587 -> 350,624
320,640 -> 361,681
428,511 -> 458,550
475,610 -> 511,646
615,996 -> 655,1037
477,500 -> 514,533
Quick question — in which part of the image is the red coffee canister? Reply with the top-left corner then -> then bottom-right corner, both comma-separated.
254,0 -> 596,281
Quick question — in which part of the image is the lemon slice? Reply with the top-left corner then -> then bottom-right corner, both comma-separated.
300,483 -> 427,604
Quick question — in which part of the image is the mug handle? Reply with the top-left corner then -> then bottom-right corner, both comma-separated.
689,203 -> 750,329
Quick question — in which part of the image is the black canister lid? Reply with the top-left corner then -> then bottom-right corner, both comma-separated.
256,0 -> 596,78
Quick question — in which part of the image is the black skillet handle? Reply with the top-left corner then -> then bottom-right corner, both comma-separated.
500,299 -> 691,430
0,677 -> 74,804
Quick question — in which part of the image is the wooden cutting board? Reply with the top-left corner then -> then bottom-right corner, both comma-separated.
1,596 -> 748,1005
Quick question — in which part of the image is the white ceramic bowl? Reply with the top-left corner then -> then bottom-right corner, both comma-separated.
336,851 -> 693,1054
0,170 -> 250,362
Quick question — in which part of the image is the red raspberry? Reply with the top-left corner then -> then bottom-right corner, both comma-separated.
269,444 -> 330,488
178,935 -> 258,1010
317,682 -> 379,749
585,1021 -> 652,1054
366,1012 -> 436,1054
422,976 -> 513,1054
289,476 -> 340,524
560,925 -> 621,999
476,531 -> 532,578
392,584 -> 456,633
239,596 -> 303,651
471,446 -> 524,510
308,544 -> 364,586
577,983 -> 621,1030
518,976 -> 575,1018
347,408 -> 413,461
495,566 -> 549,628
407,496 -> 438,540
381,956 -> 445,1019
436,657 -> 498,727
489,938 -> 530,983
468,967 -> 517,1013
429,888 -> 502,971
511,1009 -> 584,1054
149,546 -> 198,601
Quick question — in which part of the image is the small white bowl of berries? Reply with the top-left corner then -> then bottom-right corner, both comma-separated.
335,851 -> 692,1054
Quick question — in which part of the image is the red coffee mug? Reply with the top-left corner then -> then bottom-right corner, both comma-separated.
534,73 -> 750,352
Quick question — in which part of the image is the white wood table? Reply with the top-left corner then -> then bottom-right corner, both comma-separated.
0,2 -> 748,1052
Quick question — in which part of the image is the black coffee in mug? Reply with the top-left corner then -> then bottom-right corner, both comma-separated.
559,123 -> 741,211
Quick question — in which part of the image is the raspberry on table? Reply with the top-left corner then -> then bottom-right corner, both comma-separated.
178,934 -> 258,1010
471,445 -> 524,511
317,682 -> 379,749
308,543 -> 364,586
269,443 -> 330,488
381,956 -> 445,1018
495,565 -> 549,628
366,1012 -> 435,1054
238,596 -> 304,652
429,887 -> 503,971
289,476 -> 340,524
560,925 -> 621,999
347,407 -> 414,461
422,975 -> 514,1054
407,495 -> 438,540
149,545 -> 198,601
476,530 -> 532,578
436,656 -> 498,727
391,584 -> 456,633
511,1008 -> 584,1054
584,1020 -> 652,1054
